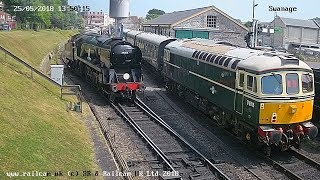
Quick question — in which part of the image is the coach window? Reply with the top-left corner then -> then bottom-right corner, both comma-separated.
154,46 -> 158,58
164,49 -> 170,61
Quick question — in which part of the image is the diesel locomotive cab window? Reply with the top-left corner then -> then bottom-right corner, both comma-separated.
302,73 -> 313,93
286,73 -> 299,94
261,74 -> 283,95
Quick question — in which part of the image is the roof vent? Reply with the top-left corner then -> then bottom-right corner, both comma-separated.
263,52 -> 299,65
263,51 -> 293,57
279,56 -> 299,65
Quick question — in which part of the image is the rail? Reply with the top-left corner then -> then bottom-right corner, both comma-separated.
290,148 -> 320,171
134,98 -> 231,180
111,102 -> 176,172
89,103 -> 134,180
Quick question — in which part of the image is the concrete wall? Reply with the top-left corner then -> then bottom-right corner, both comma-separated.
301,27 -> 318,44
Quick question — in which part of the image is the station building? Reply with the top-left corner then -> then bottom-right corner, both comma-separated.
142,6 -> 249,47
271,16 -> 320,50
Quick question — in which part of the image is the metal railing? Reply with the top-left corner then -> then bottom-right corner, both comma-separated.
60,85 -> 83,112
0,45 -> 83,112
0,46 -> 61,86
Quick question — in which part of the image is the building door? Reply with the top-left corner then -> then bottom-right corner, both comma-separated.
192,31 -> 209,39
175,30 -> 193,39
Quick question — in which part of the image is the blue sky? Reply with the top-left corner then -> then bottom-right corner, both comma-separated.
69,0 -> 319,22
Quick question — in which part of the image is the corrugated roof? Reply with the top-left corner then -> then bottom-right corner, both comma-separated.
279,17 -> 319,29
144,6 -> 210,25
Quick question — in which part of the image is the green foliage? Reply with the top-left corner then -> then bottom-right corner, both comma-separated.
3,0 -> 83,29
244,21 -> 252,28
146,8 -> 165,20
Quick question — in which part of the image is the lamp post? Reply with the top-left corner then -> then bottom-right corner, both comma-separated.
252,0 -> 258,19
251,0 -> 258,48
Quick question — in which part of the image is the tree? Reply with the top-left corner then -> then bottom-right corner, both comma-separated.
244,21 -> 252,28
3,0 -> 83,29
146,8 -> 165,20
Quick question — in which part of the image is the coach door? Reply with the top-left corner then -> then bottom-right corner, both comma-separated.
234,70 -> 245,114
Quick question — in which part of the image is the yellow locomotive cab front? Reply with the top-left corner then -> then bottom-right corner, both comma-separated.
256,71 -> 318,149
259,99 -> 313,125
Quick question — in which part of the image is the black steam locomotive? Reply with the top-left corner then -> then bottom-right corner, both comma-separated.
63,33 -> 143,101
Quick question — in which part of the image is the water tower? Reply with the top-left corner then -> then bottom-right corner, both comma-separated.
109,0 -> 130,37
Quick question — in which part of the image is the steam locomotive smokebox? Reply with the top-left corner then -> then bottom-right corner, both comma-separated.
109,0 -> 130,18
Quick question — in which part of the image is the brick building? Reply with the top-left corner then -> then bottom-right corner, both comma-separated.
0,1 -> 16,29
83,11 -> 105,27
143,6 -> 249,47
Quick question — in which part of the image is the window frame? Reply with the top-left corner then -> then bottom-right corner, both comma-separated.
302,73 -> 314,93
246,75 -> 257,93
239,73 -> 244,88
261,73 -> 283,95
207,15 -> 217,28
285,73 -> 299,95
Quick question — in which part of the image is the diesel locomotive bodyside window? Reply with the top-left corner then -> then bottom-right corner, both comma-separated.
239,73 -> 244,87
302,73 -> 313,93
286,73 -> 299,94
253,77 -> 257,92
247,75 -> 253,91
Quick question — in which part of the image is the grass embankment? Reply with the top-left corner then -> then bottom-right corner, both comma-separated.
0,30 -> 75,68
0,30 -> 98,175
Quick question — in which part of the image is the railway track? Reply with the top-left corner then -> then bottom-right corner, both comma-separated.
111,98 -> 231,180
260,148 -> 320,180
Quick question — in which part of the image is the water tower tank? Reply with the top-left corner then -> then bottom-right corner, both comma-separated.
109,0 -> 130,18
